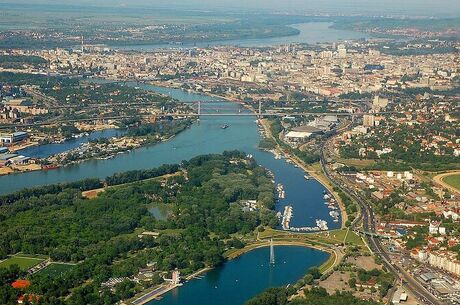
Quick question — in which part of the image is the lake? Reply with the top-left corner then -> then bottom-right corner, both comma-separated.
152,245 -> 328,305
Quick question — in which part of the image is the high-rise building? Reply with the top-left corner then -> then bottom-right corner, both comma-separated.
337,44 -> 347,58
363,114 -> 376,127
372,96 -> 389,110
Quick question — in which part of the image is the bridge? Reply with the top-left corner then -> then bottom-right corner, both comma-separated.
0,100 -> 391,129
176,100 -> 390,118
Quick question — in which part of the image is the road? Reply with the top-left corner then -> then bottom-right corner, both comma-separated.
319,136 -> 444,305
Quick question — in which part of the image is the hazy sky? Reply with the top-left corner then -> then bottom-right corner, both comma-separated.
1,0 -> 460,17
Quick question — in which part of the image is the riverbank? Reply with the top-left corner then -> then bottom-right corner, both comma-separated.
0,163 -> 42,176
129,283 -> 180,305
2,119 -> 191,178
81,171 -> 182,199
225,239 -> 338,274
258,118 -> 349,228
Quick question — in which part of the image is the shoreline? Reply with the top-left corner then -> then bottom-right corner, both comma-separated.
258,118 -> 349,229
225,240 -> 336,272
138,82 -> 349,229
129,241 -> 335,305
0,120 -> 192,178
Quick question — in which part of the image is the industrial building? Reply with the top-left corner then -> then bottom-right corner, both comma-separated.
284,125 -> 323,143
0,131 -> 28,145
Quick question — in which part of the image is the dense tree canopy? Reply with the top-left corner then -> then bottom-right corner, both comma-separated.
245,287 -> 382,305
0,152 -> 277,305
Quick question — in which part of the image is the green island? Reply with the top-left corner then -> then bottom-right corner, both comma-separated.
0,150 -> 375,305
0,151 -> 282,305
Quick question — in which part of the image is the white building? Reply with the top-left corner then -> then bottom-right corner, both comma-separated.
429,252 -> 460,276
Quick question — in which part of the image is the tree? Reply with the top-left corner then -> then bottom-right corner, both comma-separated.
307,267 -> 321,279
348,277 -> 357,288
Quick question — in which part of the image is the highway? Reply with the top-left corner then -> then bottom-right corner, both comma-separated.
319,137 -> 444,305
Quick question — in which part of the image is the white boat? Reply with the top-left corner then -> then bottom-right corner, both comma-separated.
329,211 -> 340,218
282,205 -> 293,230
316,219 -> 329,231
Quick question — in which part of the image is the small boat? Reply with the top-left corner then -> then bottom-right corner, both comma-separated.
304,175 -> 310,180
221,124 -> 229,129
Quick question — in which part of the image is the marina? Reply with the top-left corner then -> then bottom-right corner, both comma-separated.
0,84 -> 340,305
0,84 -> 342,231
288,219 -> 329,232
277,183 -> 286,199
281,205 -> 293,230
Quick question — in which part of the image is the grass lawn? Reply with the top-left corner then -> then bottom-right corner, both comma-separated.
345,231 -> 365,246
338,158 -> 377,169
319,251 -> 336,273
37,263 -> 75,277
443,174 -> 460,191
259,228 -> 366,248
0,256 -> 44,271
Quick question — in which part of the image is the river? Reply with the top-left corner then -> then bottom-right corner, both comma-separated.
0,84 -> 336,304
114,22 -> 368,51
0,84 -> 340,230
16,128 -> 127,159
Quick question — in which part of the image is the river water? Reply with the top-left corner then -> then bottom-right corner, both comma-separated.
0,84 -> 336,304
114,22 -> 368,51
16,128 -> 127,159
0,84 -> 340,230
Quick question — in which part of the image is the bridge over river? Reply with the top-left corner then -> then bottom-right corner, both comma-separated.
0,100 -> 393,129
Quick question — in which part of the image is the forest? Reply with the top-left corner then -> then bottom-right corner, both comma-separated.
0,55 -> 47,69
0,151 -> 277,305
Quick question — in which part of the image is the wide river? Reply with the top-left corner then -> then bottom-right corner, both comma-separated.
114,22 -> 368,50
0,84 -> 336,304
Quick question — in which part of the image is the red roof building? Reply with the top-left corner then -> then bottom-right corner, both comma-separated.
11,280 -> 30,289
18,294 -> 40,304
